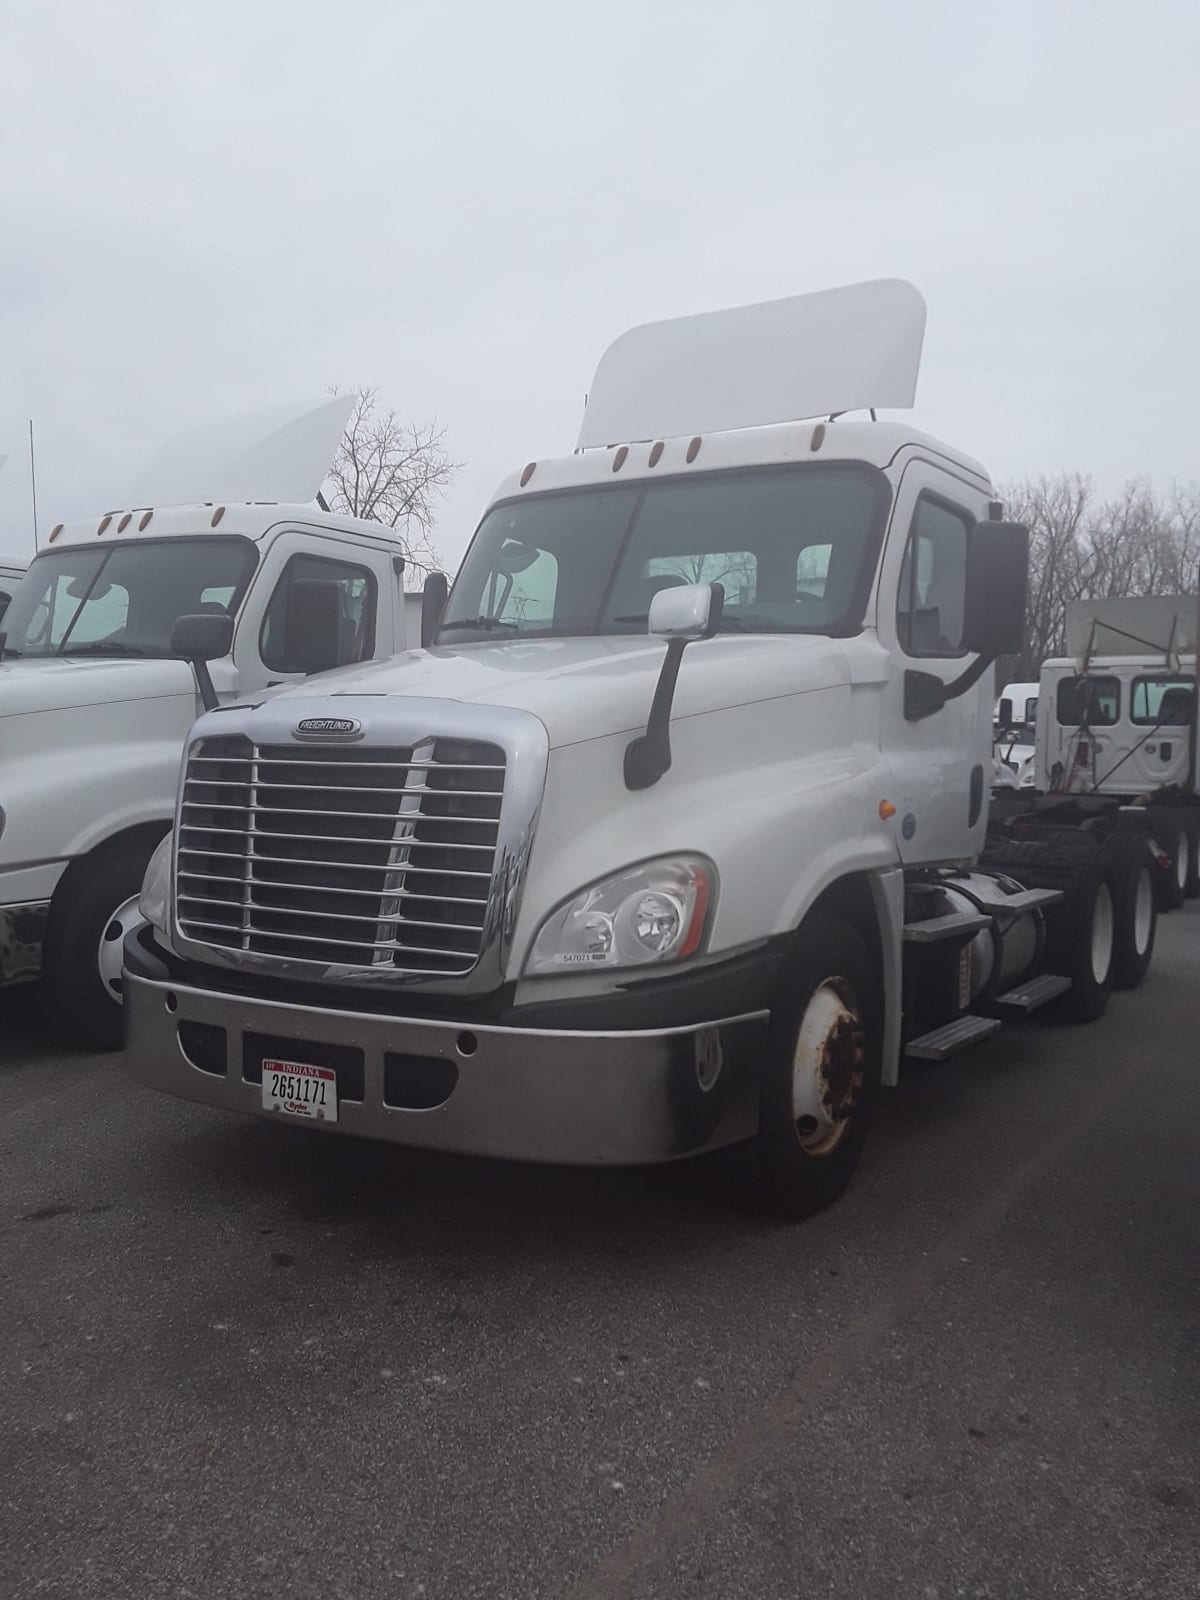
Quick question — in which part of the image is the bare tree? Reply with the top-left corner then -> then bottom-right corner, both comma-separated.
998,473 -> 1200,681
324,388 -> 459,580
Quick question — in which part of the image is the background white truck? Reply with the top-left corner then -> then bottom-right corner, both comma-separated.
1033,595 -> 1199,906
0,559 -> 26,623
0,397 -> 424,1048
125,281 -> 1163,1219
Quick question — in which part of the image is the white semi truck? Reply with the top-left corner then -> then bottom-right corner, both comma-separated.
125,282 -> 1162,1218
1033,595 -> 1200,906
0,398 -> 423,1048
0,559 -> 26,623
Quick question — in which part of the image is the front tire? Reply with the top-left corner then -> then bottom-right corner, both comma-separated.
751,914 -> 882,1220
42,837 -> 159,1052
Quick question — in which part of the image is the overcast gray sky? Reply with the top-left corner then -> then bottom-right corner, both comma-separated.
2,0 -> 1197,567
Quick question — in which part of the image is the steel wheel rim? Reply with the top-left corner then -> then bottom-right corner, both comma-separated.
791,979 -> 865,1157
1133,868 -> 1154,954
98,895 -> 142,1004
1091,882 -> 1114,985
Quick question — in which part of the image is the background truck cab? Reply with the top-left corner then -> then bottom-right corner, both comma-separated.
0,397 -> 418,1047
1034,595 -> 1200,901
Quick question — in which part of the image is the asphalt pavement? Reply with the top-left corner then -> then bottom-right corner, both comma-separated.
2,911 -> 1197,1599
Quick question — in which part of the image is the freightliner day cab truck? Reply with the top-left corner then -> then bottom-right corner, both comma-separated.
1033,600 -> 1199,906
126,282 -> 1163,1218
0,397 -> 421,1048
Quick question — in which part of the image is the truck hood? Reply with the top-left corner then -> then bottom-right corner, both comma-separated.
0,656 -> 196,719
268,634 -> 860,749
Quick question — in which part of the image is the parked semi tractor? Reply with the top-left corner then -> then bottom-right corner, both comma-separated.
1031,595 -> 1200,908
126,282 -> 1163,1218
0,559 -> 25,624
0,397 -> 423,1048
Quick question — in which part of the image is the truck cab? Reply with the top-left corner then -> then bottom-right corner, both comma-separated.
0,559 -> 25,624
125,283 -> 1156,1219
0,398 -> 418,1047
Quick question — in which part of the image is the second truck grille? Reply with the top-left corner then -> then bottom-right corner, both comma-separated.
175,735 -> 506,975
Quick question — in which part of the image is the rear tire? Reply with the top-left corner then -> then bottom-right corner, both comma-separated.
1184,815 -> 1200,899
979,832 -> 1114,1022
42,837 -> 158,1052
1109,836 -> 1157,990
750,914 -> 882,1221
1149,809 -> 1186,911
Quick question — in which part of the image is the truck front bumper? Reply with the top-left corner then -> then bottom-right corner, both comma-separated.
123,963 -> 770,1166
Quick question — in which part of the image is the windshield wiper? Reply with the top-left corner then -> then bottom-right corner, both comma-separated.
439,615 -> 521,635
613,612 -> 757,633
58,642 -> 152,658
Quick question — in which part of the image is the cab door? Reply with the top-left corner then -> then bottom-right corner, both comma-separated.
877,460 -> 992,865
227,527 -> 391,695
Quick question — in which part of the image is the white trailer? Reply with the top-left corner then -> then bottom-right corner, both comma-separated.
0,397 -> 427,1047
125,282 -> 1162,1219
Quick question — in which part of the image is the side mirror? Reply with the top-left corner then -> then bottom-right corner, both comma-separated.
281,578 -> 345,677
626,582 -> 725,790
648,581 -> 725,642
170,612 -> 234,712
905,519 -> 1029,722
997,696 -> 1014,730
962,520 -> 1029,659
421,571 -> 449,647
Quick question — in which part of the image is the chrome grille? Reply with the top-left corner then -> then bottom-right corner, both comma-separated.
175,735 -> 506,975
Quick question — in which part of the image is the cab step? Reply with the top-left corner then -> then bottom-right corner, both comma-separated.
903,911 -> 990,944
904,1015 -> 1001,1061
990,972 -> 1071,1016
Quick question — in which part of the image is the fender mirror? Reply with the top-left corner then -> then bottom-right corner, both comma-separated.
626,582 -> 725,790
170,612 -> 234,712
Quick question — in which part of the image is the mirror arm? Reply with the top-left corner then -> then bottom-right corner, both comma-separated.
190,657 -> 219,713
625,639 -> 688,790
904,653 -> 996,723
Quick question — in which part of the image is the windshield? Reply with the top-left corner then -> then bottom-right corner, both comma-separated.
438,465 -> 888,643
1,537 -> 257,659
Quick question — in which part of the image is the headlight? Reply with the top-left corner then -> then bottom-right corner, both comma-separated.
138,831 -> 173,933
524,855 -> 715,976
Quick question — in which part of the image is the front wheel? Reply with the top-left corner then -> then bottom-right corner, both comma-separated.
42,837 -> 159,1052
751,913 -> 882,1220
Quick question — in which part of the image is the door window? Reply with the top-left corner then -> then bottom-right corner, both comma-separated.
1056,676 -> 1120,726
1131,676 -> 1194,726
260,555 -> 377,673
896,497 -> 970,656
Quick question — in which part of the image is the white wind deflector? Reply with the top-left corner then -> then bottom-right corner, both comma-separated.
1066,596 -> 1197,661
127,394 -> 355,509
576,279 -> 926,449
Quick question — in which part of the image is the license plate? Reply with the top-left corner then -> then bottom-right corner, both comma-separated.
262,1058 -> 337,1122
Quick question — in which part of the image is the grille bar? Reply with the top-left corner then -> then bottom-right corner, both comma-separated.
186,755 -> 505,773
176,734 -> 506,974
177,846 -> 491,880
